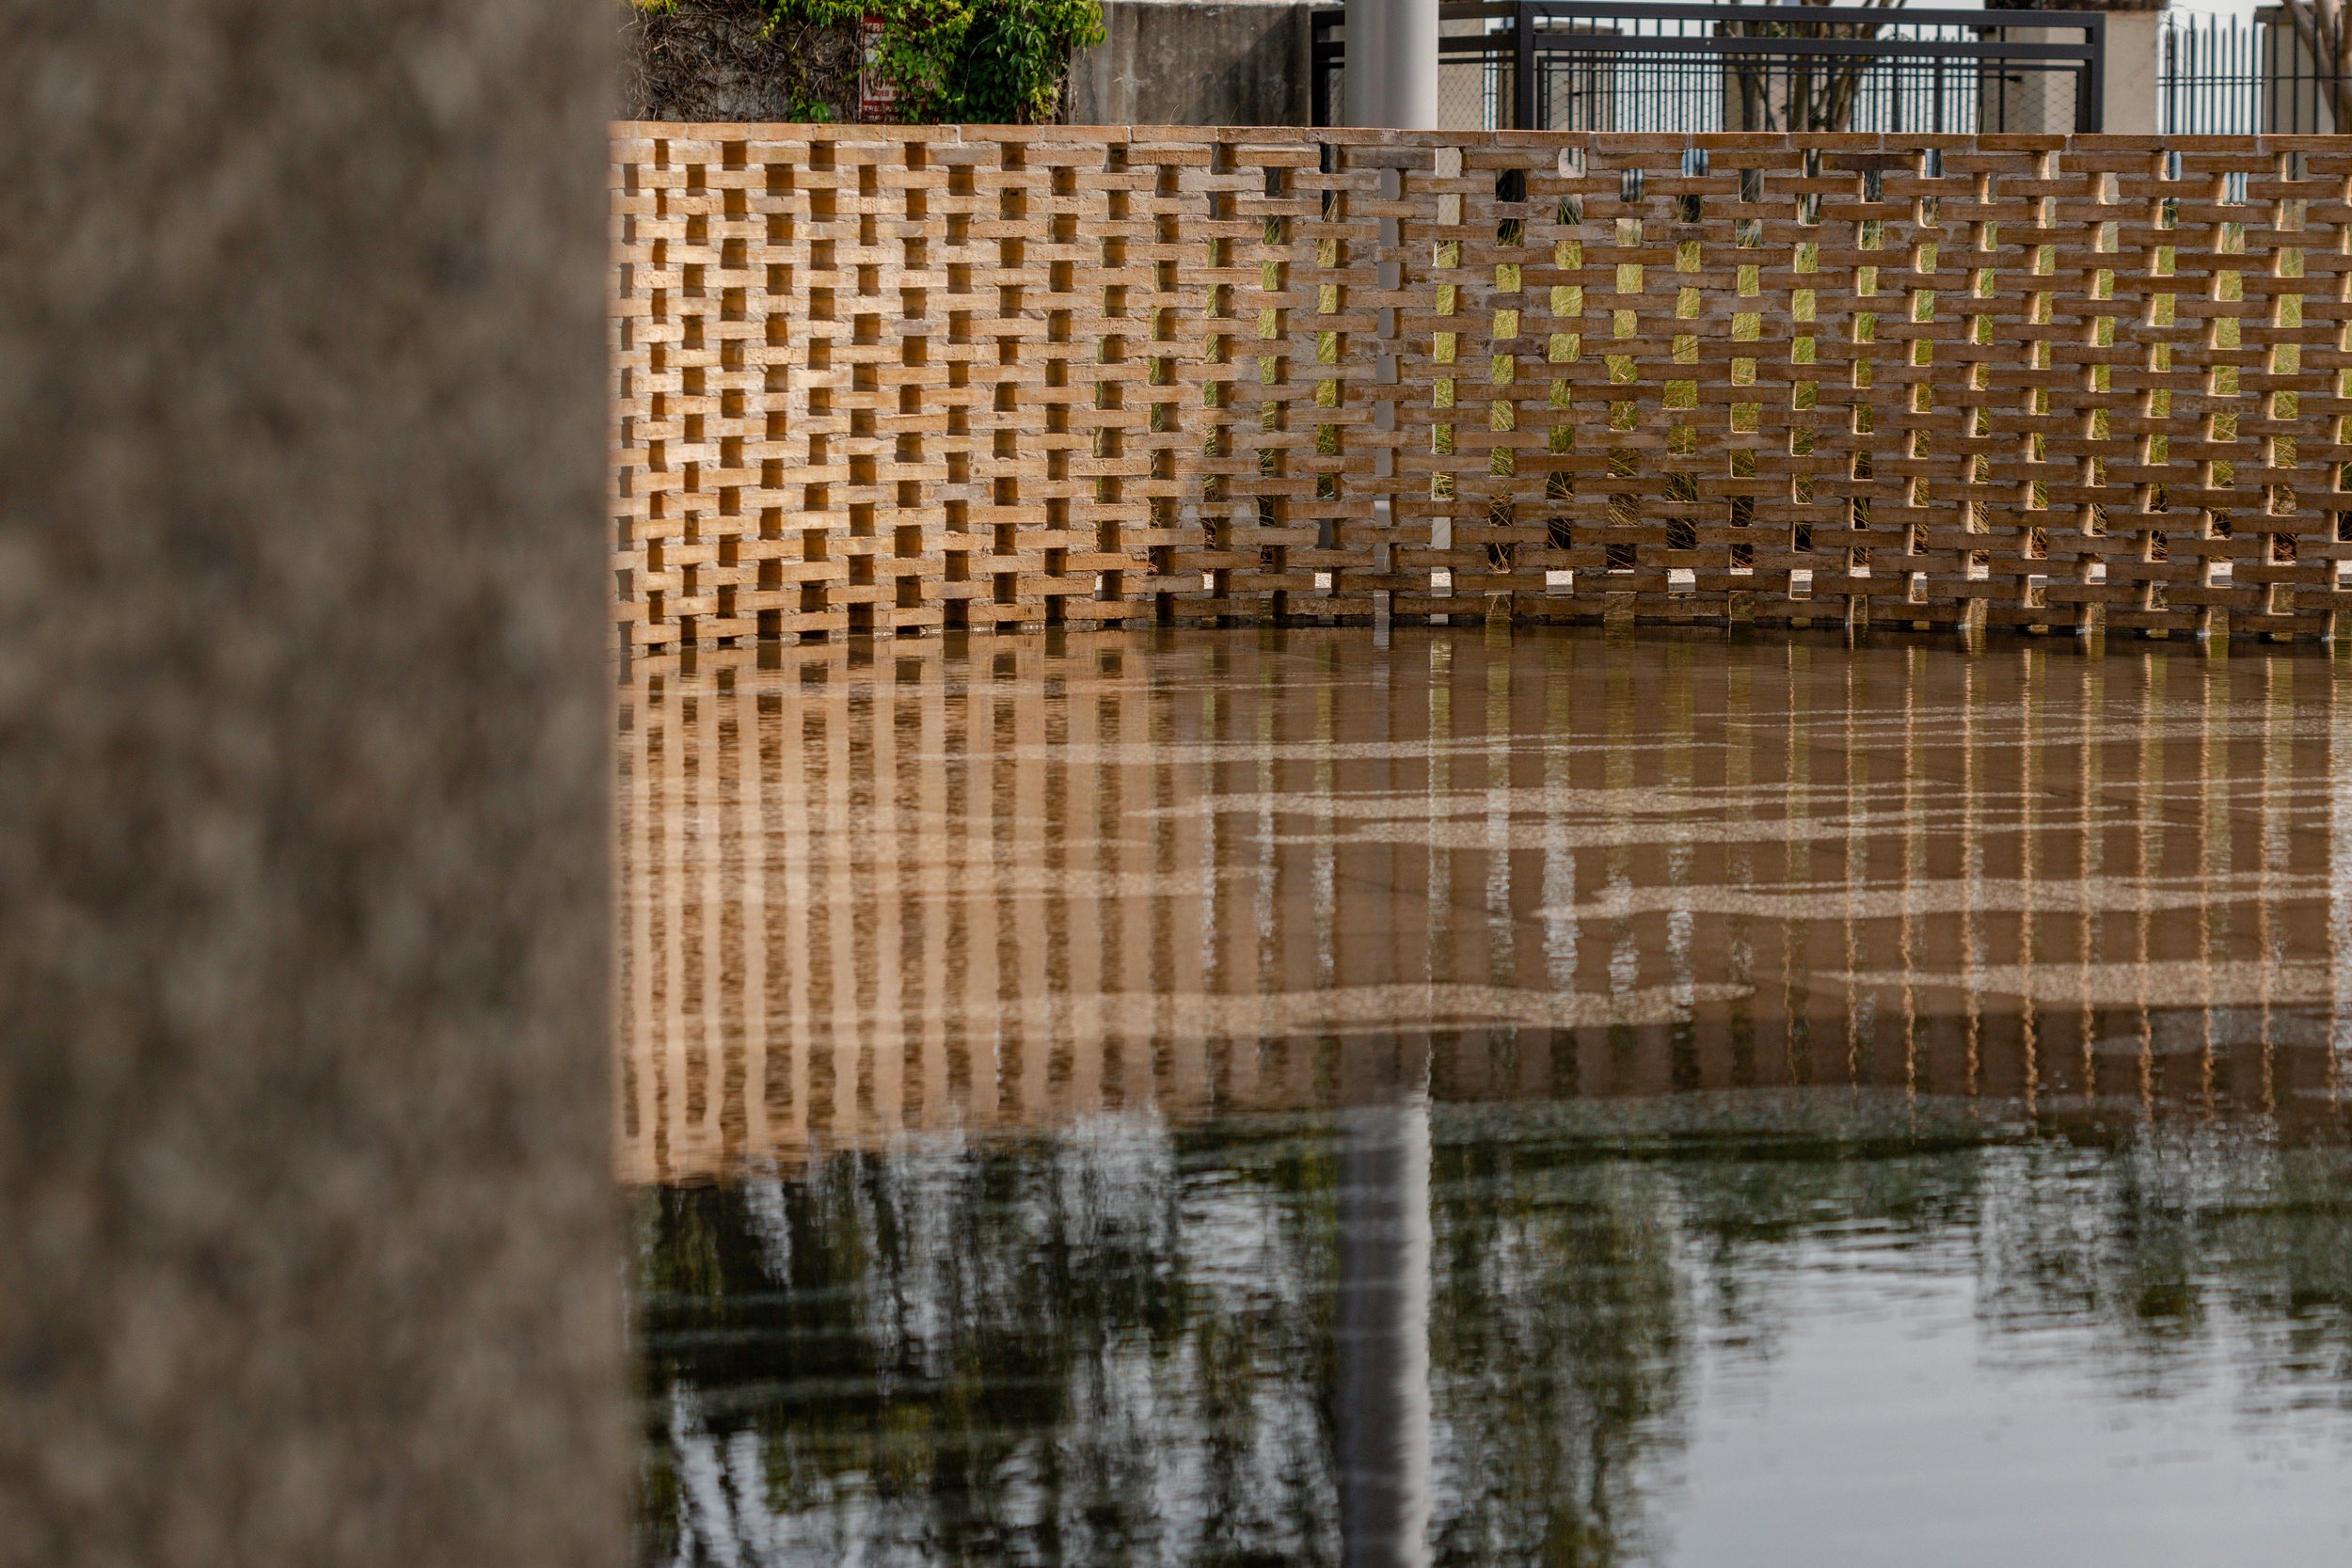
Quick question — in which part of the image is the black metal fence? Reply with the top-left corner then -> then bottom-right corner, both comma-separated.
1312,2 -> 2106,134
2162,9 -> 2345,135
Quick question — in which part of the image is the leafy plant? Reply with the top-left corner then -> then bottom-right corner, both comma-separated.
763,0 -> 864,24
865,0 -> 974,122
746,0 -> 1103,123
949,0 -> 1104,123
628,0 -> 1100,122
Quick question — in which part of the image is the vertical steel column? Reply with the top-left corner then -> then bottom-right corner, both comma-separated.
2082,9 -> 2106,132
1514,1 -> 1538,130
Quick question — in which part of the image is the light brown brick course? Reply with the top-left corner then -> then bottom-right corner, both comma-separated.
614,126 -> 2352,648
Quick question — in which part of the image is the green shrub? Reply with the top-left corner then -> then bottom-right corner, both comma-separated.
636,0 -> 1104,123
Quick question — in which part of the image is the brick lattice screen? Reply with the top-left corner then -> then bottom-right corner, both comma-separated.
612,126 -> 2352,650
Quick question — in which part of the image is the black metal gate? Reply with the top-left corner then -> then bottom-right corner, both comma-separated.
2161,9 -> 2346,135
1312,2 -> 2106,135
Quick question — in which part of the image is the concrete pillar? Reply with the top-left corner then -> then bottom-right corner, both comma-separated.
2104,10 -> 2165,135
0,4 -> 621,1567
1346,0 -> 1440,127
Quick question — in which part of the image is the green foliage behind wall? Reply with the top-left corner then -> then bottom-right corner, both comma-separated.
630,0 -> 1104,123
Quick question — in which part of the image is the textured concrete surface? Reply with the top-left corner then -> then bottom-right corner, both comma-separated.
1071,1 -> 1314,126
0,5 -> 621,1567
2104,10 -> 2162,135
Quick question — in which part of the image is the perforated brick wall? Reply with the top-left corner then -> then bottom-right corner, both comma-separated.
612,125 -> 2352,650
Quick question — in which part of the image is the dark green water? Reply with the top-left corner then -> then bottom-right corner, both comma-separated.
633,1100 -> 2352,1567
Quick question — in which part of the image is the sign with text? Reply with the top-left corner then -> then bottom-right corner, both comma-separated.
858,15 -> 896,122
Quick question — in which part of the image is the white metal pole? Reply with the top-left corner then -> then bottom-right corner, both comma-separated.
1346,0 -> 1441,129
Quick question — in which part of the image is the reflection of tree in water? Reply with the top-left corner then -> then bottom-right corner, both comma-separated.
1427,1145 -> 1689,1568
1971,1133 -> 2352,1411
1664,1138 -> 1990,1373
637,1122 -> 1343,1566
634,1114 -> 2352,1567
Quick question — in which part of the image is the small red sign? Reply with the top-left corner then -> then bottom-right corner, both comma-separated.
858,15 -> 896,123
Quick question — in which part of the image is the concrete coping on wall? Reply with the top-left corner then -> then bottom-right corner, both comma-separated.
612,120 -> 2352,155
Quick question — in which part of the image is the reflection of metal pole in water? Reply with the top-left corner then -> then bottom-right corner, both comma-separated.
2332,678 -> 2352,1097
1336,1099 -> 1433,1568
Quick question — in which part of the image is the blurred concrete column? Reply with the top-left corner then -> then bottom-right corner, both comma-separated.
0,4 -> 621,1567
1335,1099 -> 1435,1568
1346,0 -> 1440,127
2103,9 -> 2165,135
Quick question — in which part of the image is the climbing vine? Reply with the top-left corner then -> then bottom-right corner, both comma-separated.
638,0 -> 1103,124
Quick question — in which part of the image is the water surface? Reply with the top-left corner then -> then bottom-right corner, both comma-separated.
623,628 -> 2352,1566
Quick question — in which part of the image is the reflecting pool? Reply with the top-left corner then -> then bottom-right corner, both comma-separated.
622,628 -> 2352,1567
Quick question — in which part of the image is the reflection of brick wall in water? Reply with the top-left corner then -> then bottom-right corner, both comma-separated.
613,629 -> 2352,1183
613,126 -> 2352,657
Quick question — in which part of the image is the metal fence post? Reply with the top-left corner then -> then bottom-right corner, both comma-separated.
2081,8 -> 2106,132
1514,1 -> 1538,129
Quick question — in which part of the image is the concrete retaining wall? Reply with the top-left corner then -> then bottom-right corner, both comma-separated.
1069,1 -> 1318,127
